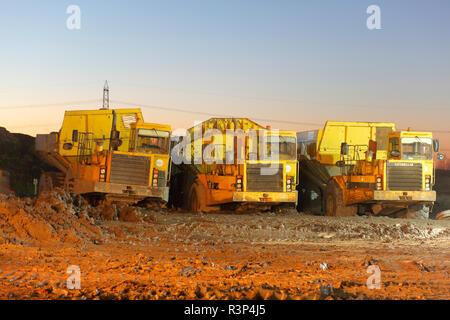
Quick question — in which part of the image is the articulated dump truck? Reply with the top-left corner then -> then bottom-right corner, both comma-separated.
169,118 -> 298,212
297,121 -> 440,218
36,108 -> 172,204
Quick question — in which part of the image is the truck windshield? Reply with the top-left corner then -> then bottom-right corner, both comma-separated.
136,129 -> 170,154
401,137 -> 433,160
264,136 -> 297,160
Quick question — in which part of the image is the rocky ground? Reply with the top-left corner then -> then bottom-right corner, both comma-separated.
0,189 -> 449,300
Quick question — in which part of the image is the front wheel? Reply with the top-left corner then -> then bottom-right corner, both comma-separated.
325,180 -> 357,217
188,183 -> 207,213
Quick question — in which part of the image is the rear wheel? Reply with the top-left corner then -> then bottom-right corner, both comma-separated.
325,180 -> 357,217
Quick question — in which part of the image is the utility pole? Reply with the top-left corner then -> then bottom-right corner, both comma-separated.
102,80 -> 109,110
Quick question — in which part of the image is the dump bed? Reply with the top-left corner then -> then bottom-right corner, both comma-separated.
59,108 -> 144,160
298,121 -> 396,165
187,118 -> 265,136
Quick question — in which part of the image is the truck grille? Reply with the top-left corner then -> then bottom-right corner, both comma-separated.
246,163 -> 283,192
109,153 -> 151,186
387,163 -> 422,191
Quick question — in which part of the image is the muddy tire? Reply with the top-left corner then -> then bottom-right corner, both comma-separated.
39,173 -> 53,194
64,168 -> 75,193
325,180 -> 357,217
39,172 -> 64,194
188,182 -> 206,213
436,210 -> 450,220
180,170 -> 198,211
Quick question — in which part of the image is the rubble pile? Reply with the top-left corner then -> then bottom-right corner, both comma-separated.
0,189 -> 104,246
0,189 -> 147,247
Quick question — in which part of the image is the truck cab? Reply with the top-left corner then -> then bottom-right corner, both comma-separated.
374,131 -> 438,207
171,118 -> 298,212
233,129 -> 298,205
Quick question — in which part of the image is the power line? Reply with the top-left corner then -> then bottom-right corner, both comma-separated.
112,100 -> 323,127
113,100 -> 450,132
1,98 -> 450,133
112,81 -> 450,111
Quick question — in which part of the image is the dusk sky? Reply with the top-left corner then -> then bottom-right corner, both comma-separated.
0,0 -> 449,149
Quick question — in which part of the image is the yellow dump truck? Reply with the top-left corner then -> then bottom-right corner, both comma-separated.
170,118 -> 298,212
0,170 -> 12,195
297,121 -> 440,218
36,108 -> 172,204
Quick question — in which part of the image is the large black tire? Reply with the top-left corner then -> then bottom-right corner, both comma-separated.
181,171 -> 198,211
168,167 -> 197,210
297,183 -> 323,215
39,172 -> 65,194
188,182 -> 207,213
325,180 -> 357,217
39,173 -> 53,194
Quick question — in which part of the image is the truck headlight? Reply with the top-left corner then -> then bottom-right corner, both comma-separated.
236,175 -> 243,191
425,175 -> 431,190
152,169 -> 159,187
99,166 -> 106,182
286,176 -> 293,191
376,175 -> 383,191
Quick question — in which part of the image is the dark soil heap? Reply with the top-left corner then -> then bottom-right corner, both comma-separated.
0,127 -> 53,196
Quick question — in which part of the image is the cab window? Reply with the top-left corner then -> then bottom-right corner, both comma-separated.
136,129 -> 170,154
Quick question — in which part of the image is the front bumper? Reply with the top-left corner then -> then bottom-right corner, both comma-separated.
373,190 -> 436,202
233,191 -> 298,204
82,181 -> 169,202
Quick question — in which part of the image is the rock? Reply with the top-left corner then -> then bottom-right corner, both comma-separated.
100,204 -> 117,221
118,206 -> 141,222
179,266 -> 200,277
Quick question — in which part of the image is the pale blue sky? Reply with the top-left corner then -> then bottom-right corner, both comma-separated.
0,0 -> 449,147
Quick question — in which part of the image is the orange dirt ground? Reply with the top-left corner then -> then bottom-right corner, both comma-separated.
0,190 -> 449,300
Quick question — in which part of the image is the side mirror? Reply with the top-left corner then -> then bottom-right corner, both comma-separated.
62,143 -> 73,150
335,160 -> 346,167
437,154 -> 445,161
340,142 -> 349,156
433,139 -> 440,152
390,150 -> 401,158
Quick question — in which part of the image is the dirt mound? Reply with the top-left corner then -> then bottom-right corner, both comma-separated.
0,127 -> 54,196
0,189 -> 104,246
